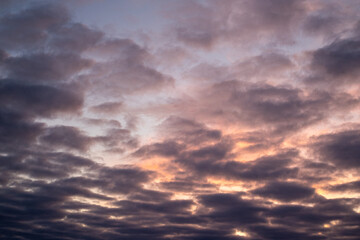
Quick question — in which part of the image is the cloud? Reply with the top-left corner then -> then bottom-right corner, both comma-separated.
312,129 -> 360,168
3,53 -> 92,82
96,128 -> 139,152
40,126 -> 93,151
0,2 -> 69,50
159,116 -> 222,144
192,80 -> 359,140
162,134 -> 299,181
310,36 -> 360,83
0,152 -> 94,181
83,118 -> 122,128
198,193 -> 266,225
0,80 -> 84,117
48,22 -> 103,53
0,151 -> 166,240
248,224 -> 325,240
160,179 -> 215,193
328,180 -> 360,193
305,16 -> 360,87
86,39 -> 174,95
90,101 -> 123,114
251,181 -> 315,201
167,0 -> 306,49
196,81 -> 327,136
0,109 -> 44,151
236,151 -> 299,181
1,1 -> 360,240
133,140 -> 185,158
266,204 -> 335,228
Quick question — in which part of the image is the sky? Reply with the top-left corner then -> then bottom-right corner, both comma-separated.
1,0 -> 360,239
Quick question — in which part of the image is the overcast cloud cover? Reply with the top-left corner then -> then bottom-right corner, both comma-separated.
1,0 -> 360,239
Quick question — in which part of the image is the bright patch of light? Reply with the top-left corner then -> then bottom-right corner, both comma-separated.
234,229 -> 249,237
324,220 -> 340,228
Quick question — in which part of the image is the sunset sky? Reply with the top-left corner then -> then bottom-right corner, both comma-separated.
1,0 -> 360,239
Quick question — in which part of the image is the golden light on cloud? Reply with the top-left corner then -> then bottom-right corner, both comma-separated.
324,220 -> 340,229
234,229 -> 249,237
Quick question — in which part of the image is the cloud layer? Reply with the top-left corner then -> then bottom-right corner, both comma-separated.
1,1 -> 360,239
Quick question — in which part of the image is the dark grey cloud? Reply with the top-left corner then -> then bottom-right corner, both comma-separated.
133,140 -> 185,158
248,224 -> 325,240
0,80 -> 84,117
90,101 -> 123,114
0,151 -> 358,239
0,2 -> 69,50
0,49 -> 7,61
181,156 -> 298,182
303,12 -> 340,37
96,128 -> 139,152
0,3 -> 170,238
87,38 -> 174,94
0,1 -> 172,102
162,138 -> 300,183
96,167 -> 152,194
299,161 -> 337,183
0,152 -> 94,181
266,204 -> 335,228
160,179 -> 215,193
313,129 -> 360,168
3,53 -> 92,82
128,189 -> 172,202
40,125 -> 93,151
0,109 -> 44,150
304,13 -> 360,87
182,142 -> 231,162
198,193 -> 267,226
39,124 -> 139,153
251,181 -> 315,202
114,199 -> 193,215
301,0 -> 360,39
159,116 -> 222,144
236,151 -> 299,181
228,83 -> 330,133
0,154 -> 168,240
328,180 -> 360,193
310,37 -> 360,83
201,80 -> 359,137
4,172 -> 356,240
48,22 -> 103,53
173,141 -> 235,178
83,118 -> 122,128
